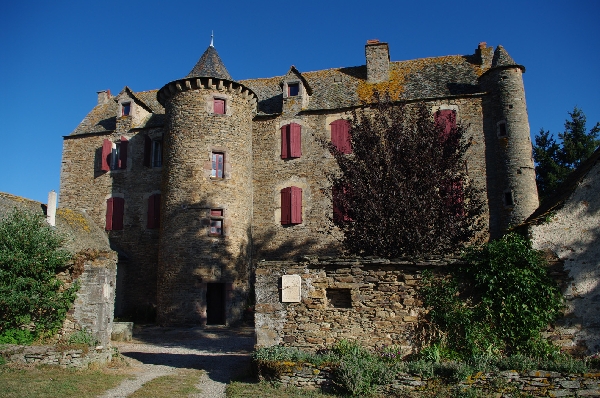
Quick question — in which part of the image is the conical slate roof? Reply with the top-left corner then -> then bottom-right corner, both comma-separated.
186,45 -> 233,80
491,45 -> 517,68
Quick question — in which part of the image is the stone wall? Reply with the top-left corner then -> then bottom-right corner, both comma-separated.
60,125 -> 163,319
530,160 -> 600,355
0,345 -> 113,368
255,256 -> 462,351
257,361 -> 600,397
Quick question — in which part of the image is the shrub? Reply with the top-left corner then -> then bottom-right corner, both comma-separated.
0,209 -> 77,343
420,233 -> 563,359
67,329 -> 98,347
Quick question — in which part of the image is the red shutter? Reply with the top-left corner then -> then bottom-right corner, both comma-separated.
331,119 -> 351,154
147,195 -> 155,229
291,186 -> 302,224
214,99 -> 225,114
435,110 -> 456,142
118,136 -> 128,169
101,139 -> 112,171
143,135 -> 151,167
280,187 -> 291,224
105,197 -> 114,230
112,197 -> 125,230
154,194 -> 161,228
281,125 -> 289,159
289,123 -> 302,158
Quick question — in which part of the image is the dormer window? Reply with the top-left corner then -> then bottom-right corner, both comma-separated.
288,83 -> 300,97
121,102 -> 131,116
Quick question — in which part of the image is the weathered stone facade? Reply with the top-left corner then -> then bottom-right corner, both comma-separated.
59,39 -> 539,325
254,256 -> 460,350
527,147 -> 600,355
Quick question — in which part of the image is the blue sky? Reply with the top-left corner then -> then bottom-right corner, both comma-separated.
1,0 -> 598,204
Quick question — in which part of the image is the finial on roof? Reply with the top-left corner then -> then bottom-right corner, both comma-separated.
210,31 -> 214,47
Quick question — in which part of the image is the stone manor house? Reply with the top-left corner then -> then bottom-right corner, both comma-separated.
59,39 -> 538,325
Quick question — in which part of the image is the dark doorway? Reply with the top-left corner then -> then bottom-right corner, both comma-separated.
206,283 -> 226,325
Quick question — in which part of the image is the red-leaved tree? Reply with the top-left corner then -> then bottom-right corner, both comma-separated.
329,96 -> 484,257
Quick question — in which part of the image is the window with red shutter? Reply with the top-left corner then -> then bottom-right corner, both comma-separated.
106,197 -> 125,230
214,98 -> 225,115
330,119 -> 352,154
333,184 -> 353,223
105,197 -> 114,230
147,194 -> 161,229
281,123 -> 302,159
101,139 -> 112,171
211,152 -> 224,178
281,186 -> 302,225
435,110 -> 457,142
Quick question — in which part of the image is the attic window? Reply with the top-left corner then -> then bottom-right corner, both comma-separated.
288,83 -> 300,97
122,102 -> 131,116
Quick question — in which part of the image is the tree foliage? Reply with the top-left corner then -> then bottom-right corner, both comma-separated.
0,209 -> 77,343
533,107 -> 600,200
329,96 -> 484,257
421,234 -> 564,358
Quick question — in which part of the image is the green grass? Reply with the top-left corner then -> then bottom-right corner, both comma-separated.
129,368 -> 204,397
0,364 -> 128,398
226,381 -> 336,397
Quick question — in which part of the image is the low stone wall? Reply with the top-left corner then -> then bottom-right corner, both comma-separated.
0,344 -> 113,368
258,361 -> 600,396
255,256 -> 462,351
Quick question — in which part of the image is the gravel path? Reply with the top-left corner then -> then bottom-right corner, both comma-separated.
101,325 -> 255,398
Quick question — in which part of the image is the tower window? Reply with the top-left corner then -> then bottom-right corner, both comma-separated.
504,190 -> 514,207
214,98 -> 225,115
121,102 -> 131,116
497,121 -> 507,137
288,83 -> 300,97
210,209 -> 224,236
211,152 -> 224,178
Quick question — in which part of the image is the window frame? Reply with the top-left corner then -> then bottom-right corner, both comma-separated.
281,186 -> 302,225
287,82 -> 300,97
106,196 -> 125,231
147,193 -> 161,229
211,152 -> 225,178
121,102 -> 131,117
101,137 -> 128,171
330,119 -> 352,154
281,123 -> 302,159
209,208 -> 224,236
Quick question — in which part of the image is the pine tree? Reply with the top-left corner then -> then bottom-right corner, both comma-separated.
533,107 -> 600,200
329,96 -> 484,257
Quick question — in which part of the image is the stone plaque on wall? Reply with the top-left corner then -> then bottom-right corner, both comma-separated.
281,275 -> 301,302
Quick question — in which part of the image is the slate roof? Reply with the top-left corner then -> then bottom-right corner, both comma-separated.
186,45 -> 233,81
69,89 -> 164,136
69,46 -> 510,133
241,53 -> 487,115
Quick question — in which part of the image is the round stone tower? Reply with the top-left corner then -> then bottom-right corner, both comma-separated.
156,43 -> 257,325
480,45 -> 539,238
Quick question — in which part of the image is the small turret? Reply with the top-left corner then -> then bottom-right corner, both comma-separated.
480,45 -> 539,238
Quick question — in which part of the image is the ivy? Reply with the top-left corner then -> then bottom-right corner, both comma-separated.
421,233 -> 563,358
0,209 -> 78,343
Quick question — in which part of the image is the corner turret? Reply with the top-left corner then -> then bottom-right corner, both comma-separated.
480,45 -> 539,238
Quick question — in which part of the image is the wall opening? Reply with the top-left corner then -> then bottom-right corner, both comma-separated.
206,283 -> 226,325
326,288 -> 352,308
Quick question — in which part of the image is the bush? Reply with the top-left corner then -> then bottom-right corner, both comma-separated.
0,210 -> 77,342
67,329 -> 98,347
420,233 -> 563,359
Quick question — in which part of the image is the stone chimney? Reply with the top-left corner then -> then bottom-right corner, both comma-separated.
97,89 -> 112,105
475,42 -> 493,70
365,39 -> 390,83
47,190 -> 57,227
